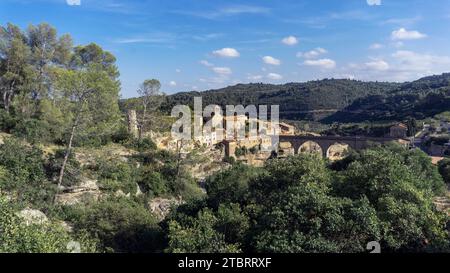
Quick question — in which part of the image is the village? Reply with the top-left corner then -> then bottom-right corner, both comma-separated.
126,109 -> 423,167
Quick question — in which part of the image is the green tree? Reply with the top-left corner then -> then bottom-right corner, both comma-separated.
52,64 -> 120,202
0,23 -> 34,113
438,159 -> 450,184
67,198 -> 164,253
137,79 -> 164,140
336,148 -> 448,251
167,208 -> 241,253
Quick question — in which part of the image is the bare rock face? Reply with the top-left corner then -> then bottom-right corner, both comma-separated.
55,178 -> 101,206
149,197 -> 184,221
17,209 -> 48,225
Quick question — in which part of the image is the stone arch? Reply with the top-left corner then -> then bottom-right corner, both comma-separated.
298,141 -> 323,157
326,143 -> 349,160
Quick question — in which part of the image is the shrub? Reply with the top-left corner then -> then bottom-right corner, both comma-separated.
13,118 -> 53,144
67,198 -> 165,253
96,158 -> 137,194
0,196 -> 98,253
438,158 -> 450,184
45,149 -> 82,188
125,137 -> 157,152
0,109 -> 17,132
0,137 -> 54,207
138,170 -> 167,197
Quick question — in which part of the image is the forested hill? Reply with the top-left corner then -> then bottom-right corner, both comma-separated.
140,73 -> 448,123
158,79 -> 400,121
323,73 -> 450,123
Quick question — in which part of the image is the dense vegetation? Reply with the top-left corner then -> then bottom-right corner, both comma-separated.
166,145 -> 449,253
142,73 -> 450,124
0,22 -> 199,253
158,80 -> 400,121
0,22 -> 449,253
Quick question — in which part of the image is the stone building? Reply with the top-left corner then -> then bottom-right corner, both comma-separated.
389,123 -> 408,138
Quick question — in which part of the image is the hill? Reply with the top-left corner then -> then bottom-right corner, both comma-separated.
159,79 -> 400,121
120,73 -> 450,124
324,73 -> 450,123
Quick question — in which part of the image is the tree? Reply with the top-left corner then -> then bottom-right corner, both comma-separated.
137,79 -> 164,140
335,148 -> 448,251
27,23 -> 58,100
52,66 -> 118,203
68,198 -> 164,253
166,148 -> 449,253
438,159 -> 450,184
167,208 -> 241,253
0,23 -> 34,113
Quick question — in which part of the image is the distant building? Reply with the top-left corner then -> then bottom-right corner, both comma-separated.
279,122 -> 295,136
389,123 -> 408,138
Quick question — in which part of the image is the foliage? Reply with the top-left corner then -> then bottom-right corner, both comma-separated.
206,164 -> 260,208
167,146 -> 449,253
167,207 -> 241,253
0,196 -> 97,253
96,158 -> 138,194
125,137 -> 157,152
45,149 -> 82,187
438,159 -> 450,184
66,198 -> 164,253
0,137 -> 54,207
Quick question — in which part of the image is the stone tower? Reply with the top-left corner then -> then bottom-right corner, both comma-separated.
127,110 -> 139,138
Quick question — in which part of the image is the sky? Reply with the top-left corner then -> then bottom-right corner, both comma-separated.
1,0 -> 450,98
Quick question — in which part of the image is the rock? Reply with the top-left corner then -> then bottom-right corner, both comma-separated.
136,183 -> 143,197
149,197 -> 184,221
58,221 -> 74,233
55,178 -> 101,206
115,190 -> 131,198
17,209 -> 48,225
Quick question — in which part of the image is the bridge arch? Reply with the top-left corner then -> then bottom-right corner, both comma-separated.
326,143 -> 349,160
298,141 -> 323,157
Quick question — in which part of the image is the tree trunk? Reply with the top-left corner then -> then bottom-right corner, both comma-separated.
53,109 -> 81,204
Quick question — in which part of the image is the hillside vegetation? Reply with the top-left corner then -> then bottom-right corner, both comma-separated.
138,73 -> 450,124
0,22 -> 449,253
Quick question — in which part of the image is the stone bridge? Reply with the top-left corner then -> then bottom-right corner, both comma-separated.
276,135 -> 410,159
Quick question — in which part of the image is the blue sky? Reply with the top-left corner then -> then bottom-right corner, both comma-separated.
1,0 -> 450,97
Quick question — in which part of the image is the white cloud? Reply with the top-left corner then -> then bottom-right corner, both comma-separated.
262,56 -> 281,66
66,0 -> 81,6
212,47 -> 240,58
169,81 -> 177,86
369,43 -> 384,50
391,28 -> 427,40
200,60 -> 214,67
173,5 -> 270,20
220,5 -> 270,16
335,73 -> 356,80
342,50 -> 450,82
281,36 -> 298,46
365,59 -> 390,71
247,75 -> 263,81
393,41 -> 404,48
297,47 -> 328,59
212,67 -> 232,75
304,58 -> 336,69
267,73 -> 283,80
367,0 -> 381,6
175,69 -> 181,73
392,50 -> 450,72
